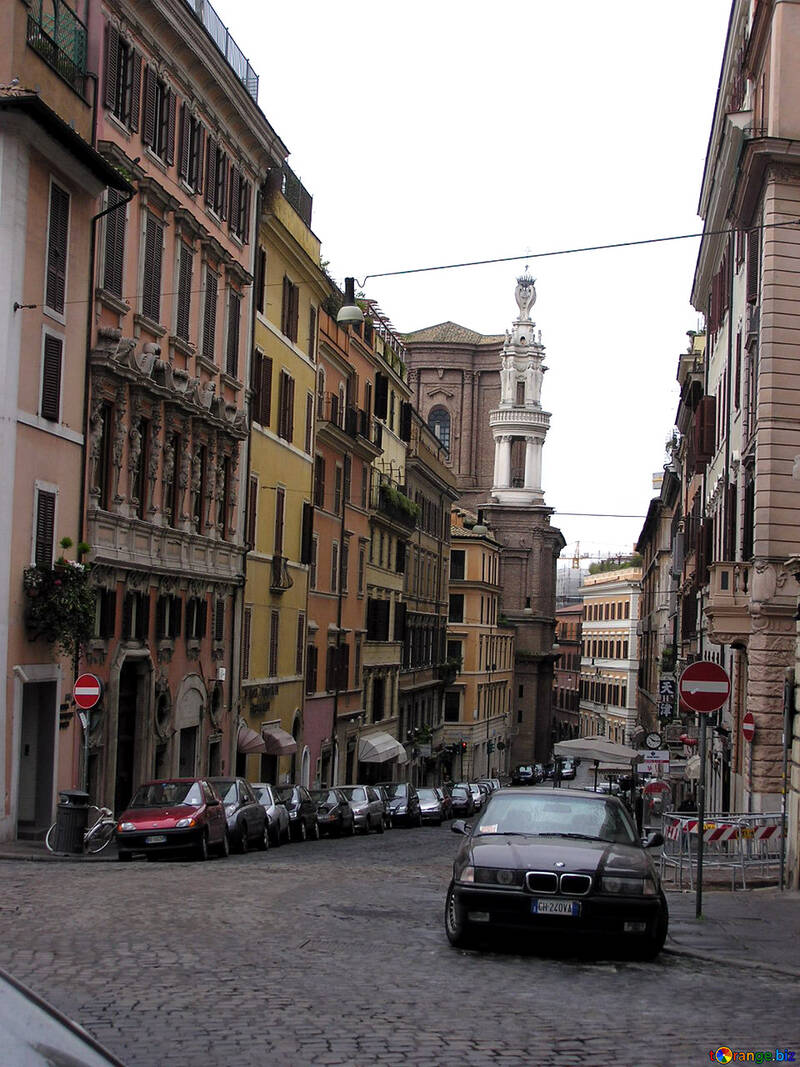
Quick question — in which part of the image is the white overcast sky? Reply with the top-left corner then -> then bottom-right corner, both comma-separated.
215,0 -> 732,564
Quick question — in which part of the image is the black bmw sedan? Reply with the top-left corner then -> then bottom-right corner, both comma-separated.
445,788 -> 668,958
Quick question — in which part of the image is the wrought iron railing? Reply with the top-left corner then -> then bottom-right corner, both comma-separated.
281,163 -> 313,228
27,1 -> 87,93
182,0 -> 259,103
270,555 -> 293,593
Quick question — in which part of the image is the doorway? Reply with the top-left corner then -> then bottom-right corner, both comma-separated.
179,726 -> 197,777
17,681 -> 56,838
115,661 -> 142,814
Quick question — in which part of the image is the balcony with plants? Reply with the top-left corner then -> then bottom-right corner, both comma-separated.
23,538 -> 94,658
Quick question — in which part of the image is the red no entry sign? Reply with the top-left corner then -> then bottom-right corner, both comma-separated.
74,673 -> 102,710
678,661 -> 730,714
742,711 -> 755,743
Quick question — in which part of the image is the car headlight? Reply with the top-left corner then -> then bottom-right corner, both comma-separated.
396,805 -> 407,814
457,865 -> 476,884
601,875 -> 657,896
176,817 -> 196,828
225,804 -> 237,816
117,822 -> 135,832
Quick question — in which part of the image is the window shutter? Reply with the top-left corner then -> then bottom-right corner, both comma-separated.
229,167 -> 241,233
128,51 -> 141,131
41,335 -> 63,422
300,501 -> 314,564
337,643 -> 350,691
176,243 -> 192,342
396,538 -> 406,575
226,290 -> 240,377
103,188 -> 125,297
203,268 -> 218,360
135,592 -> 150,640
281,276 -> 291,336
205,136 -> 217,205
747,228 -> 760,304
142,65 -> 156,148
242,607 -> 252,680
374,373 -> 388,419
100,589 -> 116,638
191,123 -> 204,192
287,375 -> 295,443
122,592 -> 133,639
394,600 -> 407,642
241,180 -> 251,243
155,596 -> 167,639
255,247 -> 266,314
198,597 -> 207,638
142,214 -> 163,323
289,283 -> 299,343
165,90 -> 177,165
314,455 -> 325,507
245,474 -> 258,548
274,486 -> 285,556
34,490 -> 56,567
46,184 -> 69,314
400,400 -> 412,442
296,614 -> 305,676
308,305 -> 317,361
218,152 -> 229,218
178,103 -> 191,180
343,454 -> 351,502
170,596 -> 182,637
261,356 -> 272,425
214,598 -> 225,642
103,23 -> 120,109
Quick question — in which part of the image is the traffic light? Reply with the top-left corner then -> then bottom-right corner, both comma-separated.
460,740 -> 467,753
487,740 -> 494,754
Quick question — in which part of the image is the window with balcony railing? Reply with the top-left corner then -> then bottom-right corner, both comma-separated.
27,0 -> 87,93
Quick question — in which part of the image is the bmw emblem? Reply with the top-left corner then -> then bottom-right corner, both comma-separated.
554,861 -> 565,869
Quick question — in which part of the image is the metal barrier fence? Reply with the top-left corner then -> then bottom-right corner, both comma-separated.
659,811 -> 783,890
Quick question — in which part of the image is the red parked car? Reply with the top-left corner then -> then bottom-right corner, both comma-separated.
115,778 -> 230,861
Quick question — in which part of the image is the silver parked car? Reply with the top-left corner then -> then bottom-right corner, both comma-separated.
417,787 -> 444,825
251,783 -> 291,846
339,785 -> 385,834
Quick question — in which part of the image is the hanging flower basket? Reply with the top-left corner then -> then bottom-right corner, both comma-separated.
23,559 -> 95,658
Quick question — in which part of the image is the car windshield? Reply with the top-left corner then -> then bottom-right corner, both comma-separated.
475,794 -> 638,845
340,787 -> 367,802
418,788 -> 437,801
252,786 -> 271,805
311,790 -> 336,805
276,788 -> 296,804
452,787 -> 468,798
129,781 -> 203,808
211,780 -> 238,804
384,784 -> 407,798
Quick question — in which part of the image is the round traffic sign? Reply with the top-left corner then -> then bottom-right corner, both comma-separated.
678,661 -> 730,714
73,673 -> 102,710
742,711 -> 755,743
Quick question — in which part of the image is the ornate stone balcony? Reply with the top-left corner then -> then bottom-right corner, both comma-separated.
488,407 -> 551,431
704,561 -> 751,646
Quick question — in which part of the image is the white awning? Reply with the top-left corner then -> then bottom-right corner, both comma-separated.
553,735 -> 642,766
358,731 -> 408,765
261,725 -> 297,756
237,724 -> 266,754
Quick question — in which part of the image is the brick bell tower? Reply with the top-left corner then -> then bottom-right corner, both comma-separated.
481,273 -> 565,764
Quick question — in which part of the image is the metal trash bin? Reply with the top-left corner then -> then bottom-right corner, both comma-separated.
53,789 -> 91,853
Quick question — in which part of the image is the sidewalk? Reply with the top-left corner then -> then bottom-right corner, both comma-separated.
0,839 -> 117,862
664,888 -> 800,977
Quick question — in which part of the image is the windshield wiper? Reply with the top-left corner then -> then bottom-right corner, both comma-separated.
478,830 -> 540,837
534,832 -> 599,841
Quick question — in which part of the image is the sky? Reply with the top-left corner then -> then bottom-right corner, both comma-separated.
214,0 -> 733,566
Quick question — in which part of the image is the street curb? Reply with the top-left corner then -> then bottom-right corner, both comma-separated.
663,944 -> 800,979
0,851 -> 114,864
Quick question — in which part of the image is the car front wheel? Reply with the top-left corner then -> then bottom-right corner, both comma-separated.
196,832 -> 209,862
636,901 -> 668,960
444,883 -> 473,948
257,822 -> 269,851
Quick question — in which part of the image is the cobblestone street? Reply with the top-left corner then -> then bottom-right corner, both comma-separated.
1,825 -> 798,1066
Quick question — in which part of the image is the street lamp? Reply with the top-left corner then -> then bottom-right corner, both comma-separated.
336,277 -> 364,326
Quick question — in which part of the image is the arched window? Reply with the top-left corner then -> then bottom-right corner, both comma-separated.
428,406 -> 451,452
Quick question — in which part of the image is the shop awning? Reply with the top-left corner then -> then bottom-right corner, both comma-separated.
261,725 -> 297,756
358,731 -> 408,765
237,724 -> 266,754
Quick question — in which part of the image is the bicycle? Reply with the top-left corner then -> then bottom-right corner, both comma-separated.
45,805 -> 116,854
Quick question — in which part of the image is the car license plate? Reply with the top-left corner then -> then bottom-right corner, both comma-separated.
145,835 -> 167,844
531,899 -> 580,917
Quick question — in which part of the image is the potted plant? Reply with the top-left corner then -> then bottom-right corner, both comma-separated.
23,538 -> 95,657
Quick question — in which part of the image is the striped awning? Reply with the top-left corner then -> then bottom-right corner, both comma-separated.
261,725 -> 297,756
358,731 -> 408,765
237,724 -> 266,754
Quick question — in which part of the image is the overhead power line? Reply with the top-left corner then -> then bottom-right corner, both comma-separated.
357,218 -> 800,286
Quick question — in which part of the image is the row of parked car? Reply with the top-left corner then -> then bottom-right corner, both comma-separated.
114,776 -> 500,861
511,760 -> 577,785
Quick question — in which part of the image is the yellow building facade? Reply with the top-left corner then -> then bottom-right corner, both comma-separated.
239,175 -> 326,786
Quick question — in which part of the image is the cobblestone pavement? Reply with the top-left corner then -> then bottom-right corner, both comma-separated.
1,824 -> 798,1066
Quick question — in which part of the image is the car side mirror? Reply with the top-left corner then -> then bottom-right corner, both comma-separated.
451,819 -> 469,835
642,831 -> 664,848
207,797 -> 219,806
